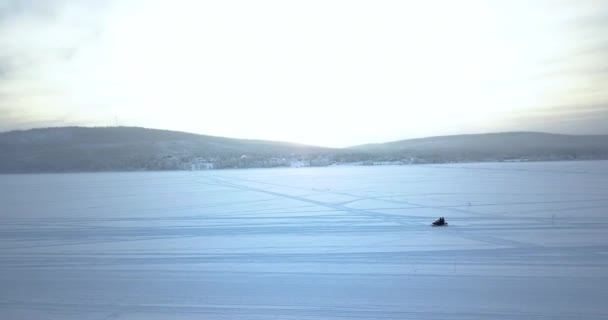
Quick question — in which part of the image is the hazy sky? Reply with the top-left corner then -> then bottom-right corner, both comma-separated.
1,0 -> 607,147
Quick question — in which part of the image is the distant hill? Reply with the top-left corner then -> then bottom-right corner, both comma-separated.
1,128 -> 607,172
349,132 -> 608,163
0,127 -> 347,172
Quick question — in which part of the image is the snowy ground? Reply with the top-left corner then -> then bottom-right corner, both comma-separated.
1,161 -> 608,319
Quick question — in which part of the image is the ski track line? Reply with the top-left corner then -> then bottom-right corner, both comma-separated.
206,175 -> 545,248
208,176 -> 417,226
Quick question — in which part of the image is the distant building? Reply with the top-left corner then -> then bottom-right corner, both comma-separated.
290,159 -> 309,168
191,158 -> 214,170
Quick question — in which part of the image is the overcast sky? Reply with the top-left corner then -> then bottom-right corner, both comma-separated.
1,0 -> 607,147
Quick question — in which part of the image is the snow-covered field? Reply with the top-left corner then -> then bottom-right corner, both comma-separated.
1,161 -> 608,319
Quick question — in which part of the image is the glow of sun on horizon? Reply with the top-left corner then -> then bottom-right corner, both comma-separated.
1,0 -> 607,147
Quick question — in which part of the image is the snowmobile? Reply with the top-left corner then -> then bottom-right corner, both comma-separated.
432,217 -> 448,227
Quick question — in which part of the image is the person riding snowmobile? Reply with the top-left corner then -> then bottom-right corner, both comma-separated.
432,217 -> 446,226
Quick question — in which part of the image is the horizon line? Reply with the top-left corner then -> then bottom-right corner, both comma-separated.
1,125 -> 608,149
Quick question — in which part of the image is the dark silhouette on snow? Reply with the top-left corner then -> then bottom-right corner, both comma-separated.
432,217 -> 447,226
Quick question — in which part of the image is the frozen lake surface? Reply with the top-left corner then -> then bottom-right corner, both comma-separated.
1,161 -> 608,319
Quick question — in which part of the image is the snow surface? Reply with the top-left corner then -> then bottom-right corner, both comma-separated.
1,161 -> 608,319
